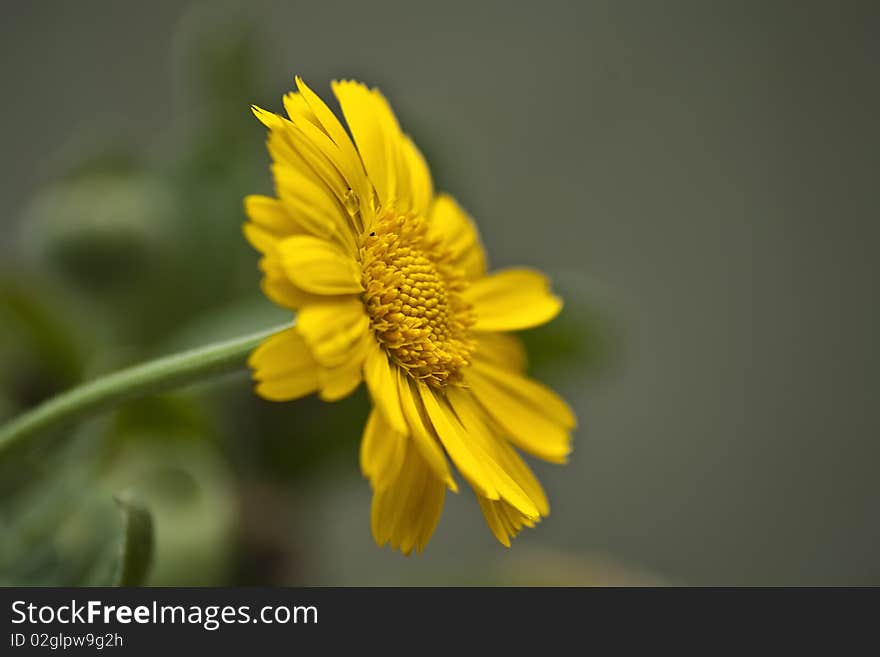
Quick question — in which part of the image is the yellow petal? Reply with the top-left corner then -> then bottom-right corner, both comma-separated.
282,90 -> 321,128
410,466 -> 445,554
243,195 -> 304,253
251,105 -> 287,130
259,109 -> 349,204
262,115 -> 363,242
243,223 -> 279,255
316,331 -> 369,401
371,440 -> 446,555
271,162 -> 357,255
474,332 -> 528,373
401,136 -> 433,216
467,362 -> 574,463
317,364 -> 362,401
478,497 -> 539,548
422,384 -> 539,518
271,162 -> 344,233
397,371 -> 458,492
429,194 -> 486,279
332,80 -> 413,214
258,255 -> 332,311
360,407 -> 406,490
332,81 -> 395,205
277,235 -> 363,295
371,442 -> 418,548
416,381 -> 502,502
245,195 -> 292,233
447,387 -> 549,517
294,77 -> 372,216
363,341 -> 407,434
473,359 -> 576,429
464,268 -> 563,331
477,496 -> 511,547
248,328 -> 319,401
296,297 -> 369,367
260,273 -> 306,310
285,112 -> 369,233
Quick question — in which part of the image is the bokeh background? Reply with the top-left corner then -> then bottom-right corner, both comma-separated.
1,0 -> 877,586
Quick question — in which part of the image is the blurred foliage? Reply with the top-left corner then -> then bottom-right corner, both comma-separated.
0,279 -> 85,416
113,494 -> 154,586
0,9 -> 617,586
1,428 -> 135,586
520,282 -> 618,382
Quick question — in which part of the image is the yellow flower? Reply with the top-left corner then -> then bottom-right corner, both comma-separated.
244,77 -> 576,554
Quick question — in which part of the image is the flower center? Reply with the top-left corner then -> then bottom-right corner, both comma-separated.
361,208 -> 475,387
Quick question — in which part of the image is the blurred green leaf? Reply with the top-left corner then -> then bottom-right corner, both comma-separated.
112,395 -> 213,447
519,271 -> 620,381
113,493 -> 154,586
0,426 -> 120,586
20,173 -> 179,291
0,276 -> 87,400
103,442 -> 237,586
1,13 -> 274,588
520,303 -> 618,378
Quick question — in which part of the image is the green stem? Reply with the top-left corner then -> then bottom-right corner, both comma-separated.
0,324 -> 289,457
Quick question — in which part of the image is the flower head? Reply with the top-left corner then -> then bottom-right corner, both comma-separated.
245,77 -> 576,554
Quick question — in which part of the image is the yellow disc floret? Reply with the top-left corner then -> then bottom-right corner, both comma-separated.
361,208 -> 475,387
